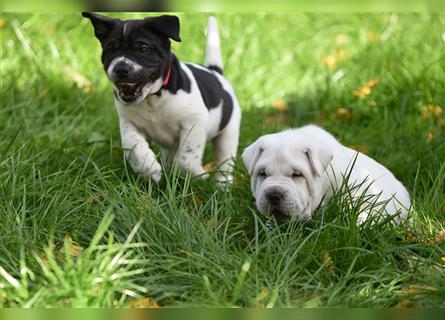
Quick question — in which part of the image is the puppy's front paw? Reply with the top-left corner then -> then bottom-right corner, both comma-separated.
140,161 -> 162,183
215,173 -> 233,184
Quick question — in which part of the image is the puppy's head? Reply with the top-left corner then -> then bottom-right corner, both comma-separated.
242,132 -> 333,221
82,13 -> 181,104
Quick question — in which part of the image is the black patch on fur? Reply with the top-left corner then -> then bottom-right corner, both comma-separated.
186,64 -> 233,131
207,65 -> 223,75
158,54 -> 191,95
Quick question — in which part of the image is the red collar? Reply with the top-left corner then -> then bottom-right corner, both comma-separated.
162,67 -> 172,87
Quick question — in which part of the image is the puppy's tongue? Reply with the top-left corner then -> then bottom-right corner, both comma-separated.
117,82 -> 139,96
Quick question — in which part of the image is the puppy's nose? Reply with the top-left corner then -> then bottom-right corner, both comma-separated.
114,63 -> 132,80
266,191 -> 283,205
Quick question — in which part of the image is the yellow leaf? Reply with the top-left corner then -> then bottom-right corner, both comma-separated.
47,27 -> 55,35
334,107 -> 352,120
321,250 -> 334,270
206,219 -> 215,227
323,54 -> 337,69
128,297 -> 160,308
420,104 -> 443,120
63,65 -> 94,93
368,32 -> 380,42
253,287 -> 269,307
203,162 -> 214,172
263,112 -> 291,126
322,49 -> 347,69
433,229 -> 445,243
192,194 -> 203,206
0,17 -> 6,29
335,33 -> 349,46
395,299 -> 413,308
426,132 -> 433,143
86,194 -> 105,204
59,234 -> 84,259
353,78 -> 378,98
400,285 -> 437,297
433,106 -> 443,118
271,99 -> 287,112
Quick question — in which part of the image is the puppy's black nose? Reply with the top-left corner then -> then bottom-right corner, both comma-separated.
114,63 -> 132,80
266,191 -> 283,204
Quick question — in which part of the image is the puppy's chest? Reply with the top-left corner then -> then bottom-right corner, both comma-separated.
118,100 -> 182,147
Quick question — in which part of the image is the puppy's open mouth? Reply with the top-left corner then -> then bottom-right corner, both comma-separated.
116,82 -> 147,103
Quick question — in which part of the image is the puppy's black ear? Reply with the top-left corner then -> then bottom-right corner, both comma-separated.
144,15 -> 181,42
82,12 -> 117,41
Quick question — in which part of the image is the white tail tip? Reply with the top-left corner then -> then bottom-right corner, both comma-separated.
204,16 -> 223,71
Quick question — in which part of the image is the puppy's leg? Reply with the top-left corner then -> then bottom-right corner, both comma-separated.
177,122 -> 208,178
213,108 -> 241,183
120,119 -> 162,183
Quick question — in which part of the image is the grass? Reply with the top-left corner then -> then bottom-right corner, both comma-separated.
0,13 -> 444,307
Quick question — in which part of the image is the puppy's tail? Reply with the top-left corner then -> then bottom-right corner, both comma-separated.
204,16 -> 224,75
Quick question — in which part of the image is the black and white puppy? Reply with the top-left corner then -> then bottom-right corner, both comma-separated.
82,13 -> 241,182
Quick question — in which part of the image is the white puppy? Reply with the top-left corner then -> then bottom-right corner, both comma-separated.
242,125 -> 411,224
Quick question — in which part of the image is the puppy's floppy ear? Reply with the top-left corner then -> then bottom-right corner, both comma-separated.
143,15 -> 181,42
304,147 -> 333,177
242,141 -> 264,176
82,12 -> 117,41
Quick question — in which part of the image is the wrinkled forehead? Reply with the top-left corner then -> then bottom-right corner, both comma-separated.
258,146 -> 309,173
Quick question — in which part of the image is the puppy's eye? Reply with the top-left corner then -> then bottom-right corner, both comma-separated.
139,44 -> 152,53
258,170 -> 267,178
292,171 -> 303,179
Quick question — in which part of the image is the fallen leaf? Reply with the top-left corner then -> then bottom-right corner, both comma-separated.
271,99 -> 287,112
420,104 -> 444,120
321,250 -> 334,270
233,172 -> 249,186
433,106 -> 443,118
263,112 -> 291,126
322,49 -> 347,69
433,229 -> 445,243
63,65 -> 94,93
59,234 -> 84,259
323,54 -> 337,69
334,107 -> 352,120
368,32 -> 380,41
426,132 -> 433,143
335,33 -> 349,46
395,299 -> 414,308
86,194 -> 105,204
314,111 -> 329,122
253,287 -> 269,307
353,78 -> 379,98
399,285 -> 438,296
128,297 -> 160,308
47,27 -> 55,35
407,232 -> 416,242
203,162 -> 214,172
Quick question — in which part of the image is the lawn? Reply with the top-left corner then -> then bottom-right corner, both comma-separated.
0,13 -> 444,307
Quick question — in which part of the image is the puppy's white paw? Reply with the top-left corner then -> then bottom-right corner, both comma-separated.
198,172 -> 210,180
215,173 -> 233,184
140,161 -> 162,183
